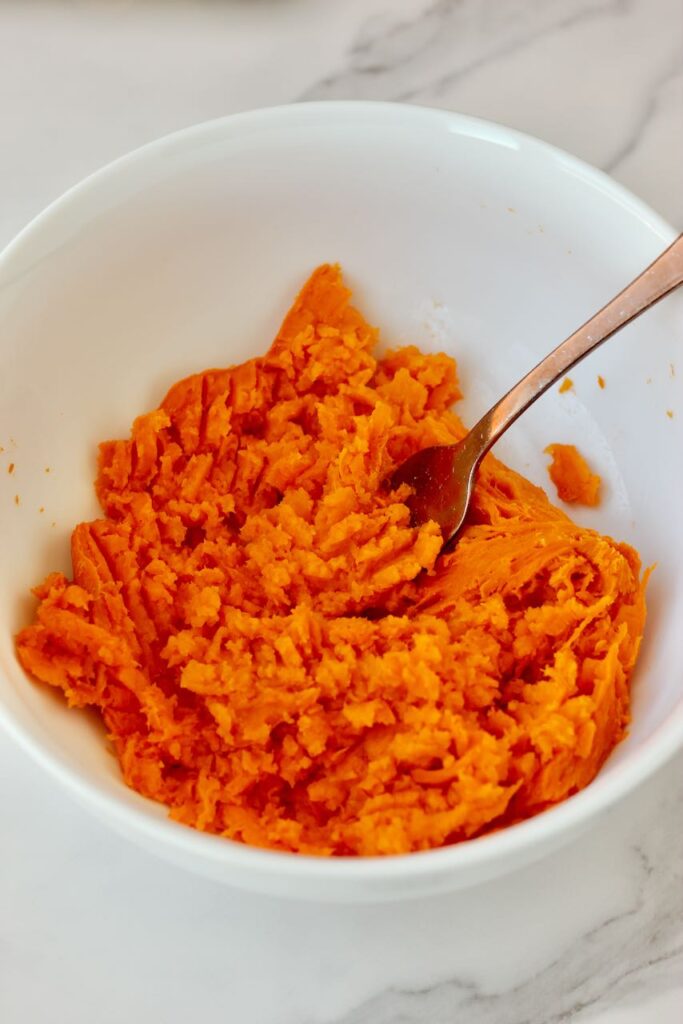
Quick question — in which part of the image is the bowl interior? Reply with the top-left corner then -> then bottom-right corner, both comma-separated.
1,104 -> 682,868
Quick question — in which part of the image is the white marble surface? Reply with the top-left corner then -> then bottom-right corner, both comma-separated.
1,2 -> 682,1022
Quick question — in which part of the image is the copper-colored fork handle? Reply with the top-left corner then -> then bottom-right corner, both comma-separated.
465,234 -> 683,459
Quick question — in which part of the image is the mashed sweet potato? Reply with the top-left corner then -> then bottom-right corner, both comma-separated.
16,265 -> 646,856
545,443 -> 601,507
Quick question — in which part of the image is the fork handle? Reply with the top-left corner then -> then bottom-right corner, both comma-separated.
467,234 -> 683,458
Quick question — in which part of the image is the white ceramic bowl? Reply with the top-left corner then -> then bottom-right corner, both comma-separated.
1,103 -> 682,902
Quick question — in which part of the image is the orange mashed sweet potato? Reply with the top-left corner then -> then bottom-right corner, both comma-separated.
16,265 -> 646,856
545,443 -> 601,507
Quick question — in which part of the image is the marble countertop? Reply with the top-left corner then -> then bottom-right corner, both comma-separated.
1,2 -> 681,1022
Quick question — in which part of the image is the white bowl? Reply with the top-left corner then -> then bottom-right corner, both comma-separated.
1,103 -> 682,902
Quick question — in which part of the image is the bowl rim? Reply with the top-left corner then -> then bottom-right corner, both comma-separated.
1,100 -> 682,886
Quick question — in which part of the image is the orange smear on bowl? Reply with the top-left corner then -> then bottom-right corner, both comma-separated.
545,444 -> 601,507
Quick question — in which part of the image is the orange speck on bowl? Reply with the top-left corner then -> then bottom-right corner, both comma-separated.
559,377 -> 573,394
597,375 -> 606,389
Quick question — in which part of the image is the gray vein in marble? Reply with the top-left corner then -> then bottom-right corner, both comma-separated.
400,0 -> 632,105
300,0 -> 630,105
604,59 -> 683,173
323,800 -> 683,1024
